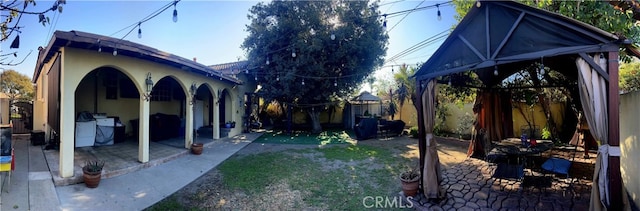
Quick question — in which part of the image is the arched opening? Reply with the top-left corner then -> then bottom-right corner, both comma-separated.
218,89 -> 233,125
74,66 -> 139,148
193,84 -> 214,139
146,76 -> 185,145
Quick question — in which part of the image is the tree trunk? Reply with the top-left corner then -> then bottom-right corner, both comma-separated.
308,110 -> 322,134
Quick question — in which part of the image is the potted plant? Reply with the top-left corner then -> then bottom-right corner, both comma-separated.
82,160 -> 105,188
225,121 -> 236,128
191,142 -> 203,155
400,164 -> 420,197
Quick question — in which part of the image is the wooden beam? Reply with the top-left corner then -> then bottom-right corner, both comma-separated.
579,52 -> 609,81
607,51 -> 622,211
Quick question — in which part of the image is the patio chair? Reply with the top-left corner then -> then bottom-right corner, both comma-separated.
0,148 -> 14,192
540,143 -> 578,196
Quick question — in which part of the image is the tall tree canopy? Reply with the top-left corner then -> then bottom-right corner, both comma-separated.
242,0 -> 388,133
0,69 -> 34,103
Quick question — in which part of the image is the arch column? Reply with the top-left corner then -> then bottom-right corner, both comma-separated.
138,98 -> 150,163
59,69 -> 75,178
185,98 -> 194,148
213,96 -> 220,139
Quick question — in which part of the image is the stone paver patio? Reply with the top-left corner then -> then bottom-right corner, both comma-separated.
409,148 -> 596,210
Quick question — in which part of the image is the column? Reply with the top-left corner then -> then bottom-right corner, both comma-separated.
185,98 -> 194,148
138,98 -> 150,163
213,96 -> 220,139
59,75 -> 75,178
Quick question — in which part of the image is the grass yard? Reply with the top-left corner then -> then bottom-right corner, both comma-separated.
252,129 -> 357,145
149,143 -> 415,210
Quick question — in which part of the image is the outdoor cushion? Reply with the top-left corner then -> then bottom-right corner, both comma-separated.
0,155 -> 11,164
541,157 -> 571,176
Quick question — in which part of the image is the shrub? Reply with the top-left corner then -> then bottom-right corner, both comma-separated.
409,126 -> 418,138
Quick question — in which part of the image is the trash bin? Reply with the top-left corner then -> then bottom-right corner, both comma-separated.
31,130 -> 45,146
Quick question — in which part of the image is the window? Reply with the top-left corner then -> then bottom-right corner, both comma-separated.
151,82 -> 171,101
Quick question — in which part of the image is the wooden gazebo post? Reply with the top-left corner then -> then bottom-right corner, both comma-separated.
607,51 -> 622,211
415,79 -> 426,190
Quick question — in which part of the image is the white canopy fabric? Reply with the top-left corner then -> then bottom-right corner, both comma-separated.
576,54 -> 619,211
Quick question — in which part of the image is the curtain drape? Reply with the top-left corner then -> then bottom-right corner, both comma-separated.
576,55 -> 610,211
422,79 -> 443,199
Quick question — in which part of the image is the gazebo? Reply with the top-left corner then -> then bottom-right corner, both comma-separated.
413,1 -> 638,210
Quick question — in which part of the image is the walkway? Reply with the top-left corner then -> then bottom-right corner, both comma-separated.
1,133 -> 260,211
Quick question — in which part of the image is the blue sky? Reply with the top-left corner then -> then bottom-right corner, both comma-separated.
2,0 -> 457,87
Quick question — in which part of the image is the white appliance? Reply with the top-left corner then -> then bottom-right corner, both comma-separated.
95,117 -> 114,146
194,100 -> 204,130
75,121 -> 96,147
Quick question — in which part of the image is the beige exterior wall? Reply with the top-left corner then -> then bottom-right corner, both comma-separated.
390,100 -> 418,127
619,91 -> 640,207
0,94 -> 8,124
511,102 -> 565,137
437,102 -> 565,136
33,47 -> 244,178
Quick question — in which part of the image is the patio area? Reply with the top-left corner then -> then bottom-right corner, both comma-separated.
410,147 -> 597,210
43,136 -> 217,186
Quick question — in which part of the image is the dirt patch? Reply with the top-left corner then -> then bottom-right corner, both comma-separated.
157,135 -> 470,210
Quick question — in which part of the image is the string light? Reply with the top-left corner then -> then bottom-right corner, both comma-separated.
539,57 -> 545,75
437,4 -> 442,21
97,39 -> 102,52
382,14 -> 387,30
245,69 -> 249,74
254,74 -> 258,81
330,32 -> 335,40
292,49 -> 296,58
172,1 -> 178,23
276,73 -> 280,81
266,57 -> 270,65
493,65 -> 498,76
448,77 -> 451,86
301,79 -> 305,86
113,48 -> 118,56
137,23 -> 142,39
476,1 -> 481,8
334,78 -> 337,87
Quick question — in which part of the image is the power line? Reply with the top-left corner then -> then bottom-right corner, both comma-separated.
388,0 -> 425,32
385,29 -> 449,63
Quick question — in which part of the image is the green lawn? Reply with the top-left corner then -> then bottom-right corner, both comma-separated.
252,129 -> 357,145
150,144 -> 413,210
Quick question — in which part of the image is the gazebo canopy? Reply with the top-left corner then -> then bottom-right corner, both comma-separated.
351,91 -> 381,103
414,1 -> 633,85
413,1 -> 637,210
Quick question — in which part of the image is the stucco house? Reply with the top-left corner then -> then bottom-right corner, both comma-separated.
32,30 -> 251,178
0,92 -> 9,125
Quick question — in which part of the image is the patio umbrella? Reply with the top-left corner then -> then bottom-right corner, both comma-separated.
351,91 -> 380,115
422,80 -> 443,199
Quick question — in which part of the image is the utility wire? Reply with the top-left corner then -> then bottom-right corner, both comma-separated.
385,29 -> 449,63
388,0 -> 425,32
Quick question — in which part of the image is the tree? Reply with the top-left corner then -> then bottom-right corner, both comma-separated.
1,0 -> 66,66
242,0 -> 388,133
393,64 -> 416,120
0,69 -> 34,104
620,61 -> 640,94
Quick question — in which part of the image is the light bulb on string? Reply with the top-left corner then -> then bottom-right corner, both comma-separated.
382,14 -> 387,30
113,48 -> 118,56
334,78 -> 337,87
448,77 -> 452,86
245,69 -> 249,74
266,57 -> 270,65
292,49 -> 296,58
493,66 -> 499,76
254,75 -> 258,81
137,23 -> 142,39
476,1 -> 481,7
276,74 -> 280,81
330,33 -> 335,41
97,39 -> 101,52
172,2 -> 178,23
437,4 -> 442,21
301,79 -> 305,86
539,57 -> 545,75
